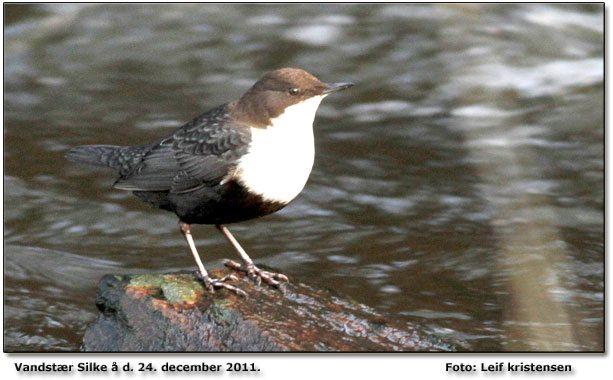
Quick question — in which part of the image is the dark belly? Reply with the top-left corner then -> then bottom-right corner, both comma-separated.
132,180 -> 288,225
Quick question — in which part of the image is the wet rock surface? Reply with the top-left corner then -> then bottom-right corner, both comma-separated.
82,269 -> 456,352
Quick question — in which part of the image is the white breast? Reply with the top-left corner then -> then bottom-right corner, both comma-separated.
235,95 -> 326,204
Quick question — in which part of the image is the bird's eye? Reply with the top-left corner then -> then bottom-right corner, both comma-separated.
288,87 -> 300,96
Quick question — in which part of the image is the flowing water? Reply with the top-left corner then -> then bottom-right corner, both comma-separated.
3,3 -> 603,351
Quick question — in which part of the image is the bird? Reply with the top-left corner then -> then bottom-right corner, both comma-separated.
66,67 -> 353,296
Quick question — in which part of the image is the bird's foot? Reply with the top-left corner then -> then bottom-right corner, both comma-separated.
195,271 -> 247,297
224,259 -> 289,289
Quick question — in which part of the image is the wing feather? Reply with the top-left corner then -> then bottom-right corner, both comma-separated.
113,104 -> 251,193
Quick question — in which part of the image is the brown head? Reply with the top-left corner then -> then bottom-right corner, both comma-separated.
232,68 -> 353,128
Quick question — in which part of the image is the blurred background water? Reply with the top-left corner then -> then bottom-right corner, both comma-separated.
3,3 -> 603,351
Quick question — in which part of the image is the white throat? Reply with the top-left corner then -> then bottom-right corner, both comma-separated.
235,95 -> 326,204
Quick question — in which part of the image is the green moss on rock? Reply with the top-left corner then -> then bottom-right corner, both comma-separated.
128,274 -> 205,304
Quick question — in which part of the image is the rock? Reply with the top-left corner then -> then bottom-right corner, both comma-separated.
82,268 -> 456,351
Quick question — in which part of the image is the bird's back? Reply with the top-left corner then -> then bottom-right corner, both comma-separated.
66,103 -> 252,195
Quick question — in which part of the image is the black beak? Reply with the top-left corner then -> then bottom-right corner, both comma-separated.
323,82 -> 354,94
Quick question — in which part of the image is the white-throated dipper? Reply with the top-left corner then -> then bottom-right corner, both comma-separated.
66,68 -> 353,295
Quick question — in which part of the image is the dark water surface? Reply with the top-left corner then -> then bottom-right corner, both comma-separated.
3,3 -> 603,351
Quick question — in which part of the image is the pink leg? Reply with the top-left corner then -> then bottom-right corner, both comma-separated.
179,222 -> 246,297
216,224 -> 289,287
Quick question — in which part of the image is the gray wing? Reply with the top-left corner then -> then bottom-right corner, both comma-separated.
113,105 -> 251,193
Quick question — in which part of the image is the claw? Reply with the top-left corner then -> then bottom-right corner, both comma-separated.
195,271 -> 247,297
224,259 -> 289,288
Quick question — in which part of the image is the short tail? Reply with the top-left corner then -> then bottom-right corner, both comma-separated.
66,144 -> 145,179
65,145 -> 124,167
